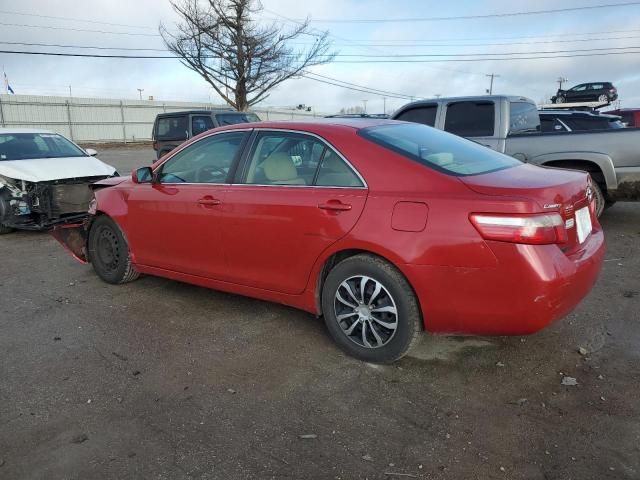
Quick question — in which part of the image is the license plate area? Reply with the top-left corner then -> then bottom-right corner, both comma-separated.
575,206 -> 592,244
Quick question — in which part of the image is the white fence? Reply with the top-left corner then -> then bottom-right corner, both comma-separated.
0,94 -> 324,143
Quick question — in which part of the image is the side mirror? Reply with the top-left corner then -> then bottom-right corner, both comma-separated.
86,148 -> 98,157
132,166 -> 153,184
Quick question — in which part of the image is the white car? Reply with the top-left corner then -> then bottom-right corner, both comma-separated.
0,128 -> 117,233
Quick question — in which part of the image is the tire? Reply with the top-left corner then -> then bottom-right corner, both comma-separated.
321,254 -> 422,363
87,215 -> 140,284
0,224 -> 15,234
597,94 -> 609,103
554,96 -> 565,104
591,181 -> 606,218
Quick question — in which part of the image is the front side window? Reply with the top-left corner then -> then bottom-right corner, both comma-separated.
570,84 -> 587,92
444,101 -> 495,137
359,123 -> 521,176
156,116 -> 188,140
0,133 -> 85,161
191,115 -> 215,136
241,132 -> 363,187
509,102 -> 541,134
394,105 -> 438,126
157,131 -> 246,184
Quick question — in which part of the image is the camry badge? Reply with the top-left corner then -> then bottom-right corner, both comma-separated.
544,203 -> 561,209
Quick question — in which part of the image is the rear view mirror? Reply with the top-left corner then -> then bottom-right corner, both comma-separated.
86,148 -> 98,157
132,166 -> 153,184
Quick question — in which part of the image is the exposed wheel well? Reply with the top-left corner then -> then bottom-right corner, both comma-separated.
315,249 -> 423,328
542,160 -> 606,192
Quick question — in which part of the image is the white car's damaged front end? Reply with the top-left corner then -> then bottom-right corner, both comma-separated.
0,129 -> 117,233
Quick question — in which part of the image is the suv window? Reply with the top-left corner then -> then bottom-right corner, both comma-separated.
241,132 -> 362,187
394,105 -> 438,126
509,102 -> 540,134
359,123 -> 520,176
571,84 -> 587,91
157,116 -> 188,141
444,101 -> 495,137
191,115 -> 215,136
158,131 -> 246,183
215,112 -> 260,126
589,83 -> 604,90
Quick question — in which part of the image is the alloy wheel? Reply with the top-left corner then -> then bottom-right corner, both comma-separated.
333,275 -> 398,349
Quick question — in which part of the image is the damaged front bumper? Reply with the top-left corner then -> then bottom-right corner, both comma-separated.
50,219 -> 90,264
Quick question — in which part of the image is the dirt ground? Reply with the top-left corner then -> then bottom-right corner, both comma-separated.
1,147 -> 639,480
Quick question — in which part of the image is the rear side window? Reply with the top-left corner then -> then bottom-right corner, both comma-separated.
509,102 -> 540,134
215,113 -> 260,126
444,101 -> 495,137
590,83 -> 604,90
359,123 -> 520,176
156,116 -> 188,140
394,105 -> 438,126
191,115 -> 215,136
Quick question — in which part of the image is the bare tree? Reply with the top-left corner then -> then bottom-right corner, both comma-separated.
161,0 -> 334,111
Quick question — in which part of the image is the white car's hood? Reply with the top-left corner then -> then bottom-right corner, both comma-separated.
0,156 -> 117,182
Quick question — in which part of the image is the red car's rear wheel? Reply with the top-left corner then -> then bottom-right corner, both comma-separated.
321,254 -> 422,363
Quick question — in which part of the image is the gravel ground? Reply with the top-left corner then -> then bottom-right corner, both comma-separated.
1,146 -> 639,479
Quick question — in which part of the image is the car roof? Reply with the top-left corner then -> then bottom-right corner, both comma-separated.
211,118 -> 399,133
156,109 -> 244,116
0,127 -> 55,134
396,95 -> 534,109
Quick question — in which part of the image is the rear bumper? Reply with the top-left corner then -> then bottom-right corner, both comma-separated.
403,228 -> 605,335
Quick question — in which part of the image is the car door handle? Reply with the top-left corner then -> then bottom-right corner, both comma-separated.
318,201 -> 352,212
198,197 -> 222,206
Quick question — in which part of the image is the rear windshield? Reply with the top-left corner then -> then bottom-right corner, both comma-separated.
0,133 -> 86,161
215,113 -> 260,126
156,115 -> 188,141
359,123 -> 521,176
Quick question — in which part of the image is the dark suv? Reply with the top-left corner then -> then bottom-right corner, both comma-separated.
539,110 -> 625,132
552,82 -> 618,104
152,110 -> 260,159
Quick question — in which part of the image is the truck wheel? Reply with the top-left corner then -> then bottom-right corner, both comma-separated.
88,215 -> 140,284
591,182 -> 606,217
554,96 -> 565,104
321,254 -> 422,363
0,224 -> 15,234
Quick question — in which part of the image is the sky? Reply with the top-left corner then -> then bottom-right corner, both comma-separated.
1,0 -> 640,114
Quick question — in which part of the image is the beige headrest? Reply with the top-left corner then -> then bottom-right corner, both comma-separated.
263,153 -> 298,182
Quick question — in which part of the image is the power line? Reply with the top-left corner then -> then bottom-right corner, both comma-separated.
330,51 -> 640,63
304,72 -> 415,99
301,75 -> 413,99
0,41 -> 167,51
0,9 -> 157,29
0,22 -> 161,36
287,2 -> 640,23
326,45 -> 640,57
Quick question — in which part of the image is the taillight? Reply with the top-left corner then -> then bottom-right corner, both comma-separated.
470,213 -> 568,245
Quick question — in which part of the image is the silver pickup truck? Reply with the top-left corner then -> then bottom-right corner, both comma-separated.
391,95 -> 640,215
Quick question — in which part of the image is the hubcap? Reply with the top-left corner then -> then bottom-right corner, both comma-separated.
333,275 -> 398,349
96,227 -> 120,272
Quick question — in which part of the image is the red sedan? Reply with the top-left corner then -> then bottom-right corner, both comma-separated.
53,119 -> 605,363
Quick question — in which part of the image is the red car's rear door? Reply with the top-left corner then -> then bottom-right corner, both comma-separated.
219,130 -> 368,295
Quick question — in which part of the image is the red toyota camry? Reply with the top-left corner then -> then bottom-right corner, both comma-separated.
53,119 -> 604,363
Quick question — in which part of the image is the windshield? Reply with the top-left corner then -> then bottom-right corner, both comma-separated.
360,123 -> 521,176
0,133 -> 86,161
215,113 -> 260,126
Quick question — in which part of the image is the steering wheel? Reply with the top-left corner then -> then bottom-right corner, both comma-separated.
195,165 -> 227,183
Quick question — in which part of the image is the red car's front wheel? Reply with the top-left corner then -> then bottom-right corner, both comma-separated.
88,215 -> 140,285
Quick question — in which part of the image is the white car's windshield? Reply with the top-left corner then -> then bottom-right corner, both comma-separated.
0,133 -> 86,161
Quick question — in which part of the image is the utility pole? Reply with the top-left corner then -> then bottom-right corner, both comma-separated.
486,74 -> 500,95
382,96 -> 386,115
68,85 -> 72,97
362,99 -> 368,113
434,94 -> 441,98
137,88 -> 144,100
557,77 -> 568,90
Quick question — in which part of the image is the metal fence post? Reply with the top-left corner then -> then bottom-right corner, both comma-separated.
0,97 -> 5,127
163,103 -> 166,113
120,100 -> 127,144
65,100 -> 74,140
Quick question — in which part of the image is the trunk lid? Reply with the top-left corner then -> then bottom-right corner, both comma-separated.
460,163 -> 594,250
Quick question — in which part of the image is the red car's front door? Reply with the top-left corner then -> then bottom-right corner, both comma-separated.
219,130 -> 368,295
126,131 -> 248,277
